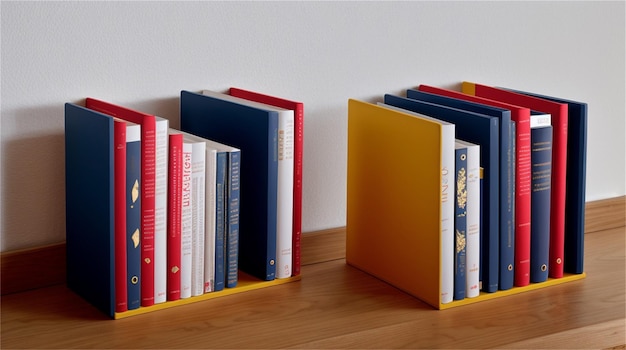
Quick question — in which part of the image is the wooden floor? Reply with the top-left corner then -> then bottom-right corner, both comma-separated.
1,197 -> 625,349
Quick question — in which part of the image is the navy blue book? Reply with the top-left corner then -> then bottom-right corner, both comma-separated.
180,90 -> 277,281
225,150 -> 241,288
530,113 -> 553,283
213,151 -> 227,291
454,142 -> 468,300
125,123 -> 142,310
503,88 -> 587,275
407,89 -> 515,290
383,94 -> 500,293
65,103 -> 116,317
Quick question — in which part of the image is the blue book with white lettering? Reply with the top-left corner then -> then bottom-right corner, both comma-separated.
454,142 -> 468,300
383,94 -> 500,293
125,124 -> 142,310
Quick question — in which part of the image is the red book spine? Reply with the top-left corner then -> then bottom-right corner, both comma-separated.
167,133 -> 183,301
417,85 -> 533,286
468,83 -> 568,279
228,88 -> 304,276
113,120 -> 128,313
84,98 -> 157,305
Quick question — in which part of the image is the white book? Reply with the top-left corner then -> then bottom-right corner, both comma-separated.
153,116 -> 169,304
378,103 -> 455,304
180,141 -> 194,299
185,136 -> 207,297
201,90 -> 293,279
456,139 -> 481,298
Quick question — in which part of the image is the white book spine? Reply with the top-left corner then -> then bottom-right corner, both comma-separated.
154,118 -> 169,304
204,149 -> 217,293
180,142 -> 193,299
276,110 -> 294,279
190,142 -> 206,297
440,125 -> 455,304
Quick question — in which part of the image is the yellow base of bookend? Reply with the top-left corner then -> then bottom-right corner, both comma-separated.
438,272 -> 586,310
114,273 -> 302,319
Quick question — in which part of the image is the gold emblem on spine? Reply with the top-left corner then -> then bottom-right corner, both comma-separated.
541,264 -> 547,272
457,168 -> 467,209
131,179 -> 139,208
171,266 -> 179,274
131,229 -> 140,248
456,230 -> 466,253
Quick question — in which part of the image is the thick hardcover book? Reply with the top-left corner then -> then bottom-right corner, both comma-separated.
530,114 -> 553,283
503,88 -> 587,275
113,120 -> 128,313
417,84 -> 532,288
229,87 -> 304,277
65,103 -> 116,317
382,94 -> 500,293
167,131 -> 183,301
85,98 -> 166,306
180,142 -> 193,299
125,122 -> 142,310
407,89 -> 515,290
456,140 -> 481,298
462,82 -> 568,279
153,118 -> 169,304
347,99 -> 455,308
454,142 -> 468,300
180,90 -> 278,281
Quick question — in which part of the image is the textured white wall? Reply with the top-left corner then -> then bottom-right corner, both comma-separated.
1,1 -> 624,252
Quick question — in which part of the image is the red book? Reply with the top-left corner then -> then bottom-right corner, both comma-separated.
85,98 -> 157,306
417,84 -> 533,287
113,119 -> 128,313
228,87 -> 304,277
462,82 -> 568,279
167,132 -> 183,301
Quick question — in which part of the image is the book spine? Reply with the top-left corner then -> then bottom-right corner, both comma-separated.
454,145 -> 468,301
203,150 -> 218,293
114,120 -> 128,313
226,151 -> 241,288
167,134 -> 183,301
499,119 -> 514,291
180,143 -> 193,299
441,127 -> 455,304
530,124 -> 553,283
140,119 -> 156,307
214,153 -> 226,292
190,143 -> 206,297
465,145 -> 480,298
153,119 -> 169,304
126,126 -> 142,311
549,105 -> 568,278
276,111 -> 294,279
293,105 -> 303,277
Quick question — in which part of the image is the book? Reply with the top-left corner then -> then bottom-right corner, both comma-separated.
530,113 -> 553,283
456,139 -> 481,298
183,135 -> 207,297
382,94 -> 500,293
113,120 -> 128,313
180,141 -> 193,299
167,131 -> 183,301
462,82 -> 568,279
407,88 -> 515,290
228,87 -> 304,277
346,99 -> 455,308
417,84 -> 532,288
85,98 -> 170,306
180,90 -> 278,281
124,120 -> 142,310
454,142 -> 468,301
502,88 -> 587,275
65,103 -> 116,317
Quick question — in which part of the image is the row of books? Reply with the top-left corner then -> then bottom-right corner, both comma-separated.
65,88 -> 304,317
346,82 -> 587,307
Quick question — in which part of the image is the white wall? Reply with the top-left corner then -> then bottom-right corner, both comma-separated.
2,1 -> 624,252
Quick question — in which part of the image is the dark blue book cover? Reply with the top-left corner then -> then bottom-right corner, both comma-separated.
383,94 -> 500,293
226,150 -> 241,288
125,129 -> 142,310
503,88 -> 587,275
454,143 -> 468,300
407,89 -> 515,290
530,119 -> 553,283
65,103 -> 115,317
180,90 -> 278,281
214,151 -> 227,291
